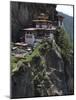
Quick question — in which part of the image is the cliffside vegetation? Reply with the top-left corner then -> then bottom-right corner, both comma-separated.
11,28 -> 74,98
54,27 -> 73,58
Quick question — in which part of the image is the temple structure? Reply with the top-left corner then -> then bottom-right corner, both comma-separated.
57,15 -> 64,27
22,13 -> 64,45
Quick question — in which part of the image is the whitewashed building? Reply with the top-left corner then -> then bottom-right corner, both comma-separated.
23,28 -> 36,45
25,33 -> 35,45
58,15 -> 64,27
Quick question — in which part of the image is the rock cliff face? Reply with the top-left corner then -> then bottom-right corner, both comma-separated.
63,53 -> 74,94
11,38 -> 74,98
11,62 -> 34,98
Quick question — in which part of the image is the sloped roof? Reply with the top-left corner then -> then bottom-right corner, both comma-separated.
23,27 -> 56,31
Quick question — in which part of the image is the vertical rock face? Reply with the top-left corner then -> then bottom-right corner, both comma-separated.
45,48 -> 68,95
63,53 -> 74,94
11,63 -> 34,98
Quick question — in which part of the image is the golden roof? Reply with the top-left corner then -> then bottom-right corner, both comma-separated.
38,16 -> 48,19
33,13 -> 49,21
32,20 -> 52,23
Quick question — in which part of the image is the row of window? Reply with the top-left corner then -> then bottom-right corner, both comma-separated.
26,35 -> 32,38
25,34 -> 33,38
36,24 -> 52,28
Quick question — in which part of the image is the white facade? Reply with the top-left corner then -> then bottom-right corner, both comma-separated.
36,24 -> 40,28
36,24 -> 47,28
25,33 -> 35,45
41,24 -> 47,28
50,33 -> 54,40
58,21 -> 60,27
58,20 -> 63,27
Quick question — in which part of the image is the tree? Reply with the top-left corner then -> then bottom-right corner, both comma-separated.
54,27 -> 72,56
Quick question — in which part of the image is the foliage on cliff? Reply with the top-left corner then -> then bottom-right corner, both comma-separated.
54,27 -> 73,58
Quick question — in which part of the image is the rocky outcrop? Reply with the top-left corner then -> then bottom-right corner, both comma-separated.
11,62 -> 34,98
11,39 -> 74,98
45,49 -> 68,95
